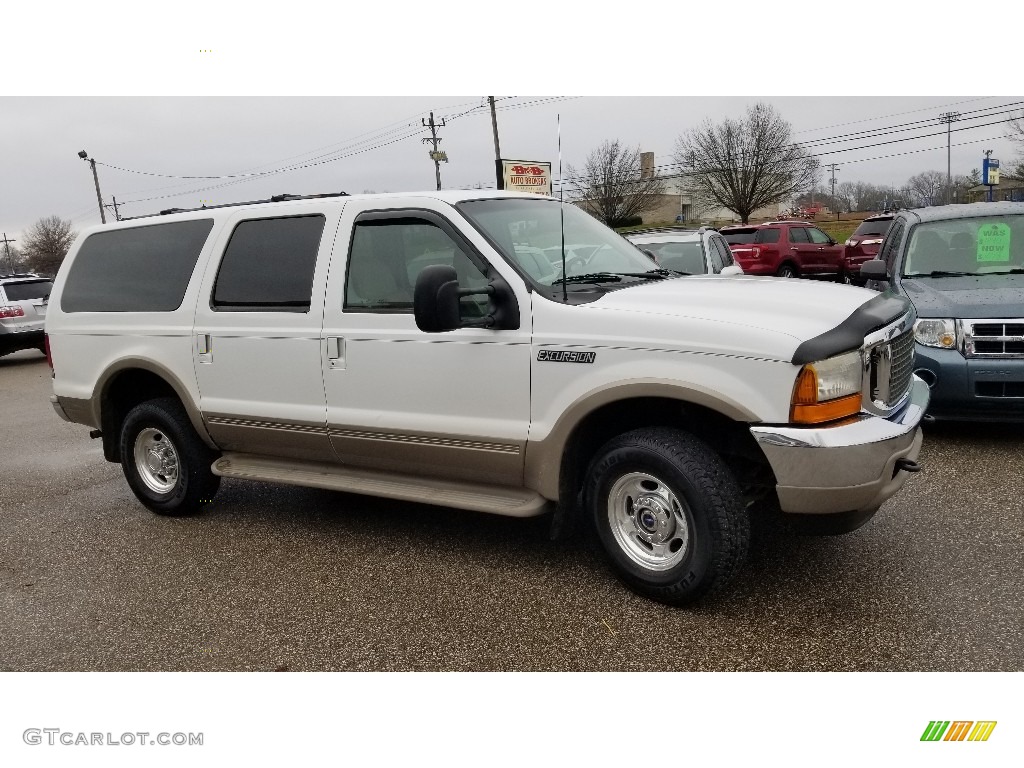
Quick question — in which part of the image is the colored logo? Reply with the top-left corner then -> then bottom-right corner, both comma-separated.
920,721 -> 997,742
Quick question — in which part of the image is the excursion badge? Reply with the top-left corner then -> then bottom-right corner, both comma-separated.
537,349 -> 596,364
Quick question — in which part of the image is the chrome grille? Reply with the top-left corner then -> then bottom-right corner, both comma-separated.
963,319 -> 1024,358
870,328 -> 915,409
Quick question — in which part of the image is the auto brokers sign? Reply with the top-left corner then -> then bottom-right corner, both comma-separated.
500,160 -> 552,195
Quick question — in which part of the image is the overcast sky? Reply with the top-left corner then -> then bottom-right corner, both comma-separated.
2,3 -> 1021,242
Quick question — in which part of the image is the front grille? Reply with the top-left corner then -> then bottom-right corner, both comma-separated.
870,328 -> 915,408
964,320 -> 1024,358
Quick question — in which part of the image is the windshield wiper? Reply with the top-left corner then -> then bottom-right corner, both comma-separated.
647,268 -> 690,277
552,272 -> 624,285
976,268 -> 1024,275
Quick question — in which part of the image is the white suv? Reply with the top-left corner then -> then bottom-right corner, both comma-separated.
1,272 -> 51,357
45,191 -> 928,605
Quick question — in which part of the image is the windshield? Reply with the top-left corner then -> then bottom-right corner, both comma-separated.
722,228 -> 757,245
634,241 -> 706,274
903,215 -> 1024,277
3,279 -> 52,301
852,219 -> 893,238
457,198 -> 658,287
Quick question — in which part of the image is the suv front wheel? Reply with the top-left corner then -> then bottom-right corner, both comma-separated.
119,397 -> 220,516
584,428 -> 750,605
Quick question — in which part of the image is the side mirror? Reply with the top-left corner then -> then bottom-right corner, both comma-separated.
641,248 -> 658,264
859,259 -> 889,282
721,265 -> 743,277
413,264 -> 521,333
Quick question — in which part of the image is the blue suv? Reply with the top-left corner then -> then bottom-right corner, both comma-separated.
862,202 -> 1024,422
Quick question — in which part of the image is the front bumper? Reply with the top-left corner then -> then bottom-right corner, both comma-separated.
749,376 -> 929,515
913,344 -> 1024,422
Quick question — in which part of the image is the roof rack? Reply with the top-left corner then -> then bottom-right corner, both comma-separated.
624,226 -> 700,236
121,191 -> 350,221
0,272 -> 42,280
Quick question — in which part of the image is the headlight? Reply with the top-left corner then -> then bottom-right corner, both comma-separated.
790,350 -> 863,424
914,318 -> 957,349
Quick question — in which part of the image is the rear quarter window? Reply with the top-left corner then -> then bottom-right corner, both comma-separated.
755,229 -> 781,244
61,219 -> 215,312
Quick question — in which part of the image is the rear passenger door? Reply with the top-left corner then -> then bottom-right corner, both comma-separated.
192,208 -> 340,460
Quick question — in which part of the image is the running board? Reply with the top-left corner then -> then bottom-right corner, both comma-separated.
212,453 -> 550,518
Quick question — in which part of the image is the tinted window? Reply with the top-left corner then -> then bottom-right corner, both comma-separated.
61,219 -> 214,313
789,227 -> 810,243
852,218 -> 893,237
755,228 -> 781,244
3,279 -> 52,301
711,237 -> 735,266
212,216 -> 325,312
722,228 -> 757,245
881,219 -> 905,273
807,228 -> 832,245
345,218 -> 489,315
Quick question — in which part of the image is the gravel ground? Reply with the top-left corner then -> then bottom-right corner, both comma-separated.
1,349 -> 1020,671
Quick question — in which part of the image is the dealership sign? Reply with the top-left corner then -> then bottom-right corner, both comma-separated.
500,160 -> 552,195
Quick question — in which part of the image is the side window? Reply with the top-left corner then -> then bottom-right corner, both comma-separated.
789,227 -> 809,243
881,219 -> 906,273
212,215 -> 325,312
756,228 -> 781,245
344,217 -> 489,316
712,237 -> 735,266
807,228 -> 832,245
61,219 -> 214,313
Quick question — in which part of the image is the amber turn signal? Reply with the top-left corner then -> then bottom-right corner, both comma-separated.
791,393 -> 862,424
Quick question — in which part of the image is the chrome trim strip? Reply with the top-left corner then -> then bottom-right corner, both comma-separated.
206,416 -> 329,435
329,428 -> 521,455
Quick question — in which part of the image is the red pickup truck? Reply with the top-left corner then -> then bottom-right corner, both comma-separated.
720,221 -> 846,280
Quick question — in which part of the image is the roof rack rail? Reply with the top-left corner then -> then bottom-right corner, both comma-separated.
0,272 -> 42,279
124,191 -> 351,221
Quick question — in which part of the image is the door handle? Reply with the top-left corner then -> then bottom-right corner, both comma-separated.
196,333 -> 212,363
327,336 -> 345,369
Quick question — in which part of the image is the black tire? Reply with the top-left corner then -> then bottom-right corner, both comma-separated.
583,428 -> 749,605
119,397 -> 220,516
776,263 -> 798,279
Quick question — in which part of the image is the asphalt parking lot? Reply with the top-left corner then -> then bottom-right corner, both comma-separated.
1,349 -> 1021,671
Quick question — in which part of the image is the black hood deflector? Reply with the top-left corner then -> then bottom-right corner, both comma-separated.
791,292 -> 914,365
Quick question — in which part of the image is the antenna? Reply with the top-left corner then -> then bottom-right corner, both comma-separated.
558,113 -> 567,302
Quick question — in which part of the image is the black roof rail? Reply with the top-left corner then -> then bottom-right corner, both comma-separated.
124,191 -> 351,221
0,272 -> 42,280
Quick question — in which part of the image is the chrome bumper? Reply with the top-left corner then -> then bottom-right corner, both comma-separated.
749,376 -> 929,515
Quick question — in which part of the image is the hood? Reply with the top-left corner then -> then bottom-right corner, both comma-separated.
901,274 -> 1024,318
573,275 -> 880,362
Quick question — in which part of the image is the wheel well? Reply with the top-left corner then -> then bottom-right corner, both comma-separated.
100,369 -> 179,462
778,260 -> 799,273
558,397 -> 774,511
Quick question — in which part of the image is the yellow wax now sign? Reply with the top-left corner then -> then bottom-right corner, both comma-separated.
976,223 -> 1011,262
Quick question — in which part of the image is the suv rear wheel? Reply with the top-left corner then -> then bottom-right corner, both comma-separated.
776,263 -> 798,278
119,397 -> 220,516
584,428 -> 749,605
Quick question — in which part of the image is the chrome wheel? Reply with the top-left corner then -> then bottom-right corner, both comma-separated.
607,472 -> 691,571
133,427 -> 180,495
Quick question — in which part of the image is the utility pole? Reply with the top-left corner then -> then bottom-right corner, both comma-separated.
109,196 -> 122,221
826,163 -> 840,220
939,112 -> 961,204
421,112 -> 447,191
488,96 -> 503,188
1,233 -> 16,274
78,151 -> 107,224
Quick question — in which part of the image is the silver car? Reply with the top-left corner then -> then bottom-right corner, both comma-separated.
626,228 -> 744,276
0,273 -> 52,357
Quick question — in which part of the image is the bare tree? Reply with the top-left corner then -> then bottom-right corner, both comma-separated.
906,170 -> 946,207
674,103 -> 819,223
566,140 -> 666,226
2,244 -> 27,274
22,216 -> 77,276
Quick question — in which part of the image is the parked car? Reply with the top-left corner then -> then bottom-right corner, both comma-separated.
861,202 -> 1024,422
721,221 -> 846,280
0,272 -> 52,357
46,191 -> 926,605
844,214 -> 894,284
625,228 -> 744,276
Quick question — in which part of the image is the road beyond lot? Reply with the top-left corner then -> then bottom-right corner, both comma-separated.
1,350 -> 1021,671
